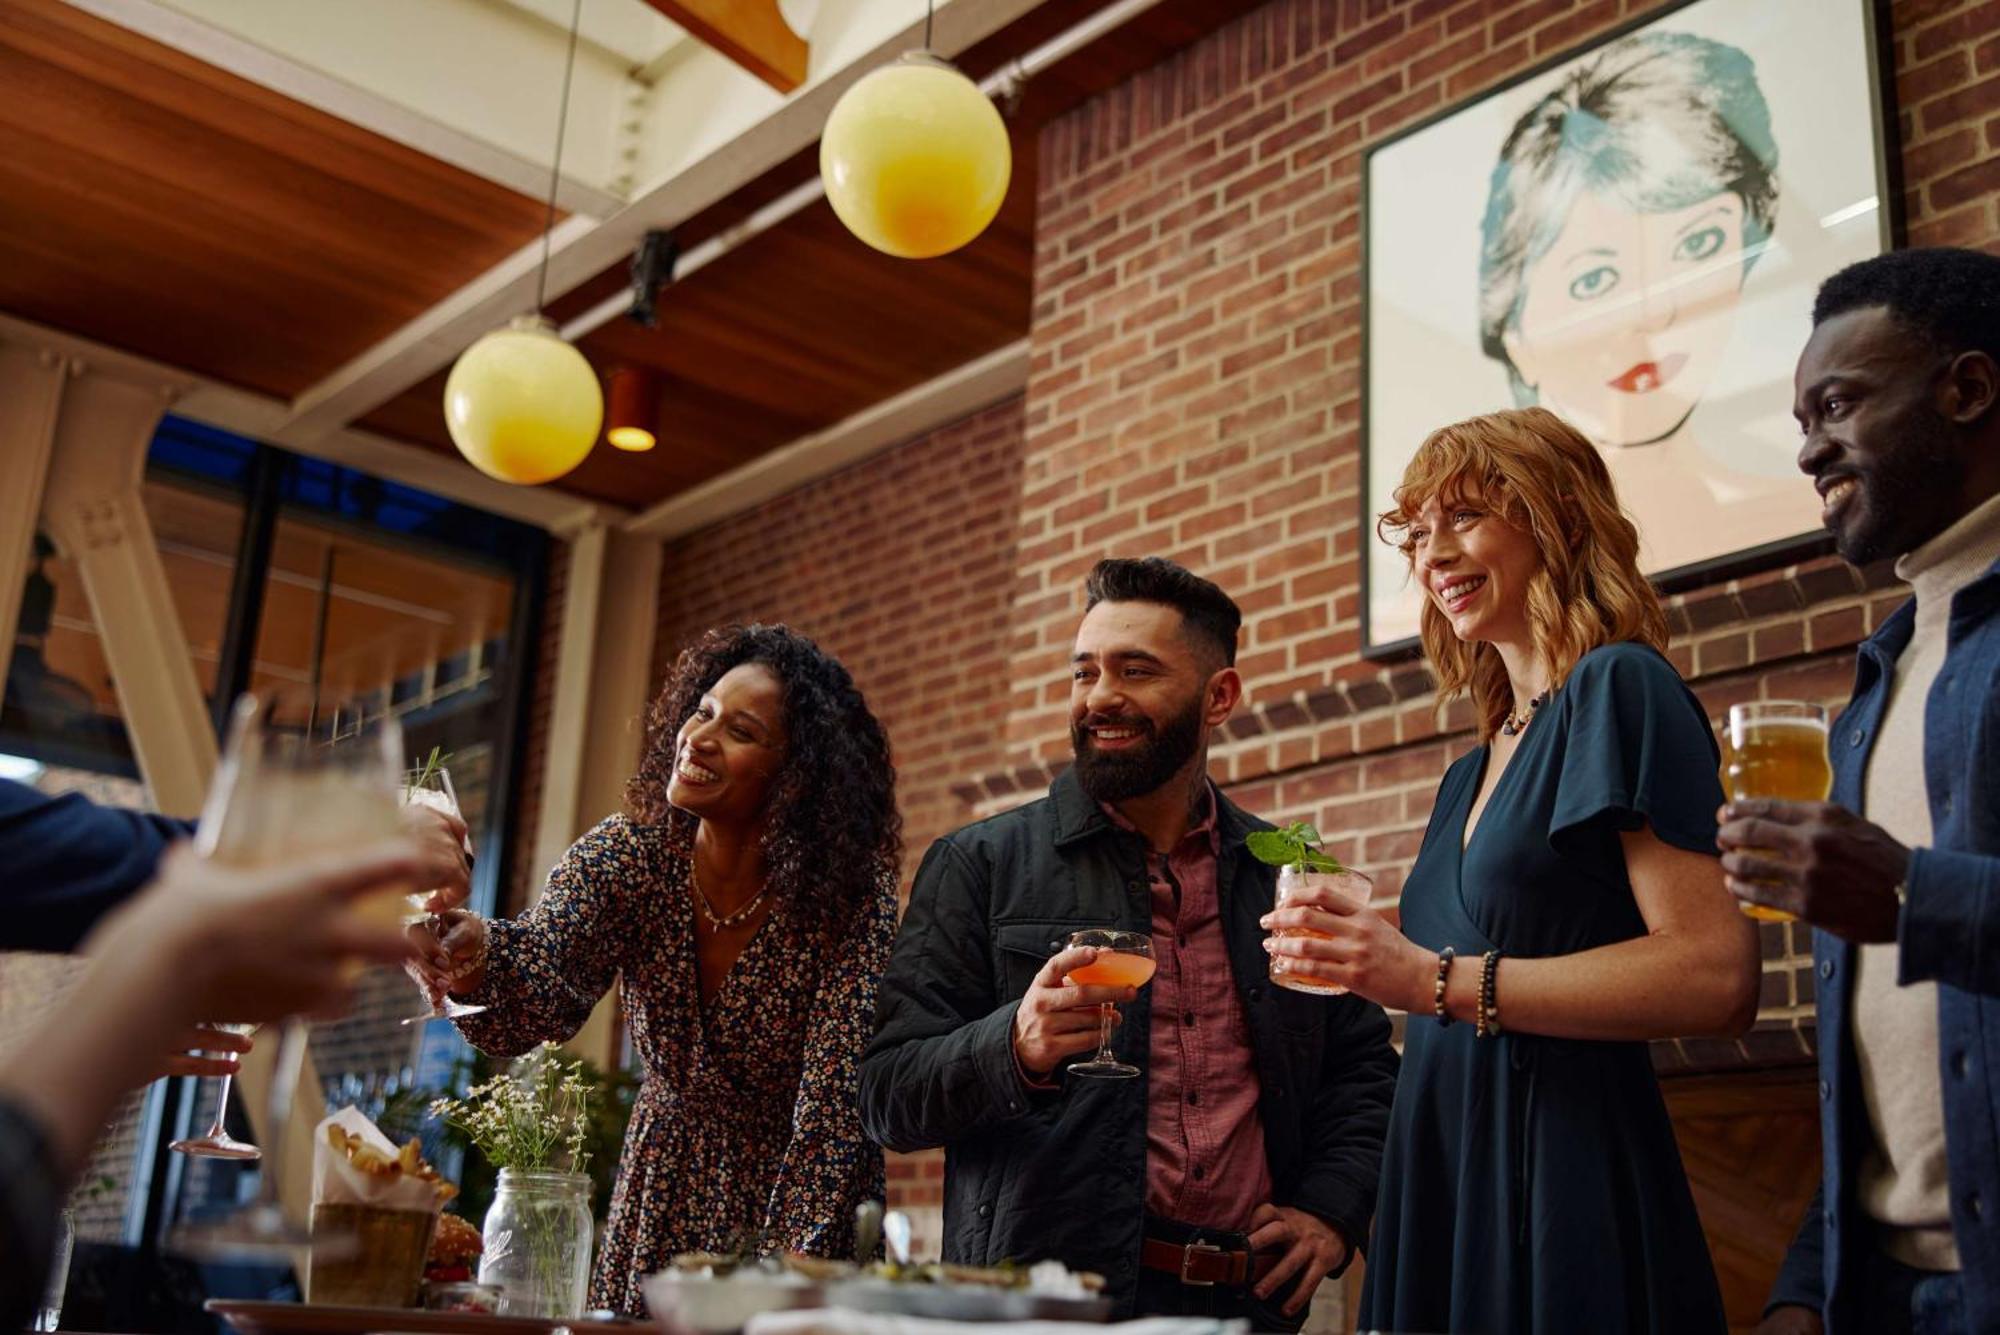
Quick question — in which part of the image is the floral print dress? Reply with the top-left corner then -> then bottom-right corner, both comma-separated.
455,814 -> 896,1314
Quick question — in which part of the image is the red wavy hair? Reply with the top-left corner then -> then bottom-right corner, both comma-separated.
1377,406 -> 1669,741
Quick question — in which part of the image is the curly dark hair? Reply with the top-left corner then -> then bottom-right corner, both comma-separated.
1814,246 -> 2000,362
625,624 -> 901,930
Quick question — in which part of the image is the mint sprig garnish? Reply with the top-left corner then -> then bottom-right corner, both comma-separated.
1245,821 -> 1347,873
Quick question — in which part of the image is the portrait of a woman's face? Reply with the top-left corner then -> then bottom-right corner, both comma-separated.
1363,0 -> 1890,652
1502,188 -> 1750,449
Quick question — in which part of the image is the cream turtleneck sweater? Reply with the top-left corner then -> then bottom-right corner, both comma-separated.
1853,489 -> 2000,1271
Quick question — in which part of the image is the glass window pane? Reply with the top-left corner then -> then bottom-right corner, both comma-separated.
240,502 -> 520,1200
3,536 -> 143,784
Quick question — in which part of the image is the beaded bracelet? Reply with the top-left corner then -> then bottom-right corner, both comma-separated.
1432,947 -> 1457,1027
447,919 -> 489,988
1476,949 -> 1502,1038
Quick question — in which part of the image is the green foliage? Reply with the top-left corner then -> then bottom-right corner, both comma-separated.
429,1043 -> 594,1175
1244,821 -> 1347,872
422,1046 -> 637,1225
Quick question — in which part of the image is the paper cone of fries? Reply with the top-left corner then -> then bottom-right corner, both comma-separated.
306,1106 -> 457,1306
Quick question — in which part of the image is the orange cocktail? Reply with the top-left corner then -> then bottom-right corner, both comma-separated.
1064,929 -> 1155,1079
1066,953 -> 1158,989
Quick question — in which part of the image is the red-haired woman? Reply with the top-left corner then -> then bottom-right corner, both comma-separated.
1264,407 -> 1758,1333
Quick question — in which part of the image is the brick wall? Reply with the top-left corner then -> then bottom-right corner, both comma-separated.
651,397 -> 1027,879
999,0 -> 2000,1073
612,0 -> 2000,1291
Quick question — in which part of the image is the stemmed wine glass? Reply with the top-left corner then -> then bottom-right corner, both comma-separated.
1064,929 -> 1156,1080
168,693 -> 409,1261
168,1023 -> 261,1159
399,760 -> 485,1024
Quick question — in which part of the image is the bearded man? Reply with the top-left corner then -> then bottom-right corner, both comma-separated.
861,557 -> 1397,1329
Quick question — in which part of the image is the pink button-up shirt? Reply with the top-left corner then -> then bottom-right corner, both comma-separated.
1104,787 -> 1272,1230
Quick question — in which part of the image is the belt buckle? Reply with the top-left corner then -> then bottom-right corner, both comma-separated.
1179,1239 -> 1222,1287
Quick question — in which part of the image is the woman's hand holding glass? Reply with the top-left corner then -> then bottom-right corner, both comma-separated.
1260,886 -> 1436,1013
406,909 -> 490,1004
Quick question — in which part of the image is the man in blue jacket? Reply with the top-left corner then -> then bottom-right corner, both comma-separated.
1720,247 -> 2000,1335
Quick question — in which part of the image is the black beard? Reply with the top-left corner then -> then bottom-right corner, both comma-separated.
1070,694 -> 1206,804
1835,410 -> 1966,565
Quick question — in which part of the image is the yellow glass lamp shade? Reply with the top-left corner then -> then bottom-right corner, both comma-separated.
444,315 -> 604,485
820,51 -> 1011,259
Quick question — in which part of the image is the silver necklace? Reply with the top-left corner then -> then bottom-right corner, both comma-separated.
690,861 -> 768,929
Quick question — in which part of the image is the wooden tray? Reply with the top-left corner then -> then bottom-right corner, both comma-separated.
207,1300 -> 642,1335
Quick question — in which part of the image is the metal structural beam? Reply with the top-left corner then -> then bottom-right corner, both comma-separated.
0,344 -> 67,664
0,313 -> 622,536
39,366 -> 216,817
641,0 -> 807,92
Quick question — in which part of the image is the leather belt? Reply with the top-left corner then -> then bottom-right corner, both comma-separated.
1138,1234 -> 1277,1288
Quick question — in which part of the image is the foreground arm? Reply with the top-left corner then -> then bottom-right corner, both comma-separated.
0,842 -> 418,1328
1267,824 -> 1757,1038
430,817 -> 646,1057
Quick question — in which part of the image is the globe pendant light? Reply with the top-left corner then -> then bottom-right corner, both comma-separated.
444,0 -> 602,486
820,3 -> 1011,259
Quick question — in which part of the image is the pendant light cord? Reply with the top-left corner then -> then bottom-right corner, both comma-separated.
925,0 -> 933,50
536,0 -> 584,315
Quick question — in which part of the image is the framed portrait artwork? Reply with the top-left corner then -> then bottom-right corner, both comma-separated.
1360,0 -> 1895,655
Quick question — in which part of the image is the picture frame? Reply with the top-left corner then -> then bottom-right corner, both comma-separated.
1359,0 -> 1898,657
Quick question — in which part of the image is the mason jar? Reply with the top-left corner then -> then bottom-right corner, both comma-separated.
478,1169 -> 593,1318
1268,864 -> 1374,995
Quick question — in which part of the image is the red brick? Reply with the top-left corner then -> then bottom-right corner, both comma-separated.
1904,126 -> 1983,182
1899,48 -> 1973,108
1929,153 -> 2000,210
1446,39 -> 1531,100
1920,72 -> 2000,134
1912,0 -> 2000,61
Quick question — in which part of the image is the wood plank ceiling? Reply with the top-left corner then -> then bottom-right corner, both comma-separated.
3,0 -> 1267,514
0,0 -> 555,401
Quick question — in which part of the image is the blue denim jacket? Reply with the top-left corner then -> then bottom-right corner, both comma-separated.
1769,556 -> 2000,1333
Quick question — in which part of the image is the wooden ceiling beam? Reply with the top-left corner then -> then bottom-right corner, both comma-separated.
639,0 -> 807,92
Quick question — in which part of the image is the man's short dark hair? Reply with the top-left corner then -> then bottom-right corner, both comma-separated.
1083,557 -> 1241,667
1813,246 -> 2000,361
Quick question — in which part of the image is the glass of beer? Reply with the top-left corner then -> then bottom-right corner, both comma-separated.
1064,929 -> 1156,1080
1722,701 -> 1833,924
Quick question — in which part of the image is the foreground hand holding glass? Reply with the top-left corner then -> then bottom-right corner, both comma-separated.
1721,700 -> 1832,924
169,1023 -> 261,1159
1063,930 -> 1155,1080
169,694 -> 414,1261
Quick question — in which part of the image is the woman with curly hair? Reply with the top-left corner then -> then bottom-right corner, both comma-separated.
415,624 -> 901,1314
1262,408 -> 1758,1332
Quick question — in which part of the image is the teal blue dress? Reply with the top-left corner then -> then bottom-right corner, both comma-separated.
1358,643 -> 1729,1334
